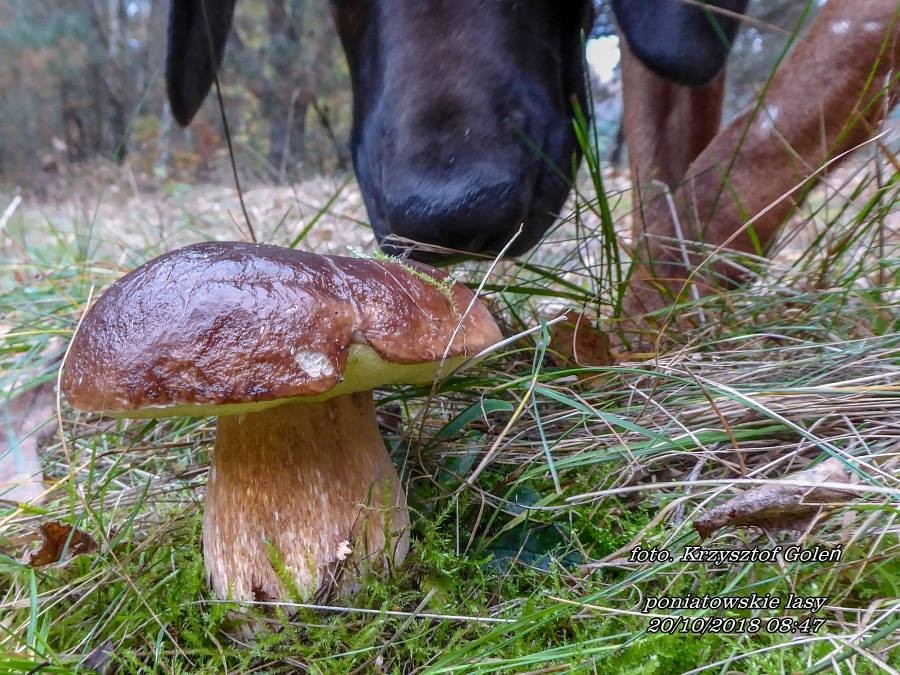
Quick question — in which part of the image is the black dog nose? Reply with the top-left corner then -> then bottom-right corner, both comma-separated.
381,171 -> 529,256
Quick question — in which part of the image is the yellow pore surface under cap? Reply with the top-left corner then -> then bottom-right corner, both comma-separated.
104,344 -> 468,419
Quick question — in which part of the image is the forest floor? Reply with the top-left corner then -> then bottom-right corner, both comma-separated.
1,152 -> 898,673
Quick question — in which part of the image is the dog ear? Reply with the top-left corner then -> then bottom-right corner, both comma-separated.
166,0 -> 239,126
613,0 -> 749,86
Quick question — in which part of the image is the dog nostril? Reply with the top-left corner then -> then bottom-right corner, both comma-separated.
382,176 -> 529,254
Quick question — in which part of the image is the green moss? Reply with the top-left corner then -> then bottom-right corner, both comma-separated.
353,248 -> 460,310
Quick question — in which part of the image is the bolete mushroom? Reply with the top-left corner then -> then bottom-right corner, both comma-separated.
61,242 -> 501,600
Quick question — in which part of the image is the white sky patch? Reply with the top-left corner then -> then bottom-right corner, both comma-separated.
751,35 -> 764,55
586,36 -> 621,83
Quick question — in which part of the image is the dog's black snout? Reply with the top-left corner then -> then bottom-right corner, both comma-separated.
381,171 -> 529,256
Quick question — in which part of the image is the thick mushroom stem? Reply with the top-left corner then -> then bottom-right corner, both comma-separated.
203,391 -> 410,600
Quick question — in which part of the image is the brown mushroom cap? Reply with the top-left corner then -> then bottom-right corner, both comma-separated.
62,242 -> 501,417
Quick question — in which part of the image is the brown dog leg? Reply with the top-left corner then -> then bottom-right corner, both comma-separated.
619,36 -> 725,331
624,0 -> 899,325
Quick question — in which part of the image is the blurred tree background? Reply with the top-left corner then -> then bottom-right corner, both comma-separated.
0,0 -> 818,187
0,0 -> 350,184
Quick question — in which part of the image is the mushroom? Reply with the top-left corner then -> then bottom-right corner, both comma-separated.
61,242 -> 501,600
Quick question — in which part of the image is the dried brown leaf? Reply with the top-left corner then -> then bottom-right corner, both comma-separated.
548,310 -> 612,371
693,458 -> 858,539
30,521 -> 98,566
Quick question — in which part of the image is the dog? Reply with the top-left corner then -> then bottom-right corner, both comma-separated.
165,0 -> 898,319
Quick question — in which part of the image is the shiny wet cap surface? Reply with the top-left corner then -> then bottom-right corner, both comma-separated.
61,242 -> 501,413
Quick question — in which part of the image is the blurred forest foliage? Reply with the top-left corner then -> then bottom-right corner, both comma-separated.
1,0 -> 350,184
0,0 -> 812,187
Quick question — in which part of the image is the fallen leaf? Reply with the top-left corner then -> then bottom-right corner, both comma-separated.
548,310 -> 612,370
30,521 -> 98,566
693,458 -> 858,539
